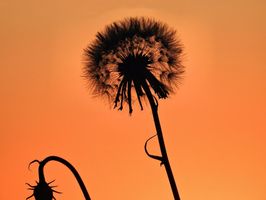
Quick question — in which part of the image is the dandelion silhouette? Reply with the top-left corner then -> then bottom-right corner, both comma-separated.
84,17 -> 184,200
26,156 -> 91,200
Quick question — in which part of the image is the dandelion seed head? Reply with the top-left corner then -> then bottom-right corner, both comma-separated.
84,17 -> 184,113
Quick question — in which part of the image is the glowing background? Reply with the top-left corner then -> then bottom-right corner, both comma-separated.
0,0 -> 265,199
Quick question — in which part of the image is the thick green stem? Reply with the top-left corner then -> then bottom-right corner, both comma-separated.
38,156 -> 91,200
142,80 -> 181,200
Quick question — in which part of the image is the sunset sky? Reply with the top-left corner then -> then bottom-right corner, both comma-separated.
1,0 -> 265,199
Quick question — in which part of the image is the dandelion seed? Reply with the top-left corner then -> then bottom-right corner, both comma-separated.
83,17 -> 184,200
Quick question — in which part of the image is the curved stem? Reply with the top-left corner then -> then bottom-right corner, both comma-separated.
142,80 -> 181,200
38,156 -> 91,200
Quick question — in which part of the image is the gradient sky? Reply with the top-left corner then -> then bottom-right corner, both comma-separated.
1,0 -> 265,199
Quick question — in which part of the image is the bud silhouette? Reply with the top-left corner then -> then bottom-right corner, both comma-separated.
26,179 -> 58,200
26,156 -> 91,200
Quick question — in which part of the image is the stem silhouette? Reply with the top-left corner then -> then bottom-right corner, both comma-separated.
142,80 -> 181,200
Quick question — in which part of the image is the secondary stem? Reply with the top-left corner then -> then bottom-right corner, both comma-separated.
38,156 -> 91,200
142,80 -> 181,200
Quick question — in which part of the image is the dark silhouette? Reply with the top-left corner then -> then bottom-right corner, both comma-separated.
83,17 -> 184,200
26,156 -> 91,200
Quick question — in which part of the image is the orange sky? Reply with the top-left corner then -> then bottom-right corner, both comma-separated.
1,0 -> 266,199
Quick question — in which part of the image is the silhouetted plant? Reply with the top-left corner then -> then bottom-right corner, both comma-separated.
26,156 -> 91,200
83,17 -> 184,200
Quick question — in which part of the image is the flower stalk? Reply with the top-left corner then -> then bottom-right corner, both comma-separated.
142,79 -> 180,200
